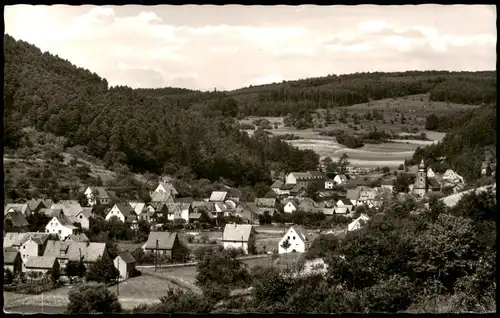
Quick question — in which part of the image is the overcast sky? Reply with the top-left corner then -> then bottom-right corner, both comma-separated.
5,5 -> 496,91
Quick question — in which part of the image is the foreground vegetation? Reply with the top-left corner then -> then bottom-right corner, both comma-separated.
65,189 -> 496,313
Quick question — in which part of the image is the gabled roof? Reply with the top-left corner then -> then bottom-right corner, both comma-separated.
39,208 -> 63,218
50,202 -> 83,218
117,251 -> 136,264
52,215 -> 77,229
166,203 -> 182,215
210,191 -> 228,202
280,184 -> 295,190
88,186 -> 110,198
66,242 -> 107,263
299,197 -> 317,208
334,207 -> 349,214
26,199 -> 46,211
338,198 -> 353,206
157,182 -> 178,195
43,240 -> 71,258
65,233 -> 90,242
255,198 -> 277,208
4,210 -> 29,228
307,171 -> 325,178
4,250 -> 20,264
112,203 -> 137,223
345,189 -> 361,200
129,202 -> 146,215
284,200 -> 298,208
290,184 -> 306,193
189,213 -> 202,219
176,197 -> 194,204
289,172 -> 311,180
428,177 -> 441,188
80,207 -> 93,219
180,203 -> 191,211
214,202 -> 227,212
290,226 -> 309,242
223,224 -> 253,242
4,203 -> 29,215
25,256 -> 57,269
151,191 -> 174,203
42,199 -> 54,209
144,232 -> 178,250
271,180 -> 284,188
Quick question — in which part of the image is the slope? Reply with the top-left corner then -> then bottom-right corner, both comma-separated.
3,34 -> 319,187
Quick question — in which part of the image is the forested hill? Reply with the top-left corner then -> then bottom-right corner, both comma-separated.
3,34 -> 319,186
137,71 -> 496,117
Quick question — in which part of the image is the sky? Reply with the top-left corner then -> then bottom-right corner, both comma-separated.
5,5 -> 497,91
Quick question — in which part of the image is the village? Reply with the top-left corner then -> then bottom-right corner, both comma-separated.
4,158 -> 474,295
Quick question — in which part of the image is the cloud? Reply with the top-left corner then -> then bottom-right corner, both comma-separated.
4,5 -> 496,90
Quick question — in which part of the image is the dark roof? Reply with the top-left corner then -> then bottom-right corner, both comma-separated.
117,251 -> 136,264
65,233 -> 90,242
175,197 -> 194,204
4,210 -> 29,228
43,240 -> 71,258
290,185 -> 306,193
428,177 -> 441,188
114,203 -> 137,223
339,198 -> 353,206
24,256 -> 57,269
255,198 -> 277,208
26,199 -> 45,211
144,232 -> 178,250
89,186 -> 110,199
280,184 -> 295,190
307,171 -> 325,178
4,250 -> 20,264
189,213 -> 202,219
271,180 -> 284,188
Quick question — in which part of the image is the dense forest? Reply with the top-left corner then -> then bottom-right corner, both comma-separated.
138,71 -> 496,118
3,35 -> 319,186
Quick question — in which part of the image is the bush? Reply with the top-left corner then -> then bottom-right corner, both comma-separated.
133,287 -> 213,313
67,283 -> 122,313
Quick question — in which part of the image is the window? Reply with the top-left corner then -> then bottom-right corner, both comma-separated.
80,215 -> 83,219
293,236 -> 295,240
287,236 -> 290,240
58,230 -> 61,234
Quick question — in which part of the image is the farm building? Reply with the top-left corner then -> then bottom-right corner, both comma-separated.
142,231 -> 182,259
20,235 -> 50,262
285,171 -> 326,190
283,199 -> 298,213
278,226 -> 310,254
23,256 -> 59,275
153,181 -> 178,198
43,240 -> 71,269
222,224 -> 256,255
66,242 -> 110,266
114,252 -> 136,280
4,203 -> 31,216
106,203 -> 138,229
4,209 -> 30,232
4,250 -> 22,275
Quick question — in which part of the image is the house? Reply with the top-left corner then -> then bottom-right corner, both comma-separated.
129,202 -> 146,216
283,200 -> 298,214
4,232 -> 50,251
64,233 -> 90,242
114,252 -> 136,280
50,201 -> 87,229
285,171 -> 326,190
427,167 -> 436,178
4,210 -> 30,232
290,185 -> 307,198
222,224 -> 256,255
153,182 -> 178,198
334,206 -> 350,216
214,202 -> 228,214
147,202 -> 169,222
271,180 -> 284,195
166,203 -> 183,221
23,256 -> 59,275
45,215 -> 77,240
298,198 -> 319,213
333,174 -> 348,185
106,203 -> 138,229
4,250 -> 22,275
413,160 -> 443,198
150,191 -> 175,204
358,189 -> 377,207
26,199 -> 47,213
255,198 -> 279,215
4,203 -> 31,217
336,198 -> 354,211
188,213 -> 203,223
443,169 -> 464,184
180,203 -> 191,222
347,214 -> 370,232
278,226 -> 310,254
234,203 -> 259,224
20,235 -> 50,262
224,198 -> 240,209
191,201 -> 210,214
43,240 -> 71,269
84,186 -> 111,206
318,200 -> 336,216
66,242 -> 110,266
209,191 -> 228,202
345,188 -> 361,206
324,180 -> 336,190
380,179 -> 395,192
142,232 -> 181,258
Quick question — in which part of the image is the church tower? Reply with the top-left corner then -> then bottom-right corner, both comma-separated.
413,159 -> 427,198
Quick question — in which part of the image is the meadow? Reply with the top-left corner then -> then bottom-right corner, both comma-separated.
239,94 -> 459,167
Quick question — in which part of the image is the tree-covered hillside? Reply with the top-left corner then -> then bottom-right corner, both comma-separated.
139,71 -> 496,118
3,35 -> 319,186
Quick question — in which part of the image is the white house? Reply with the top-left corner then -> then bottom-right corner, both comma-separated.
113,252 -> 136,281
278,226 -> 310,254
180,203 -> 190,222
45,216 -> 77,240
427,168 -> 435,178
283,200 -> 298,214
347,214 -> 370,232
324,181 -> 335,190
443,169 -> 465,184
222,224 -> 255,255
333,174 -> 348,185
154,182 -> 178,198
84,186 -> 111,206
105,203 -> 138,229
